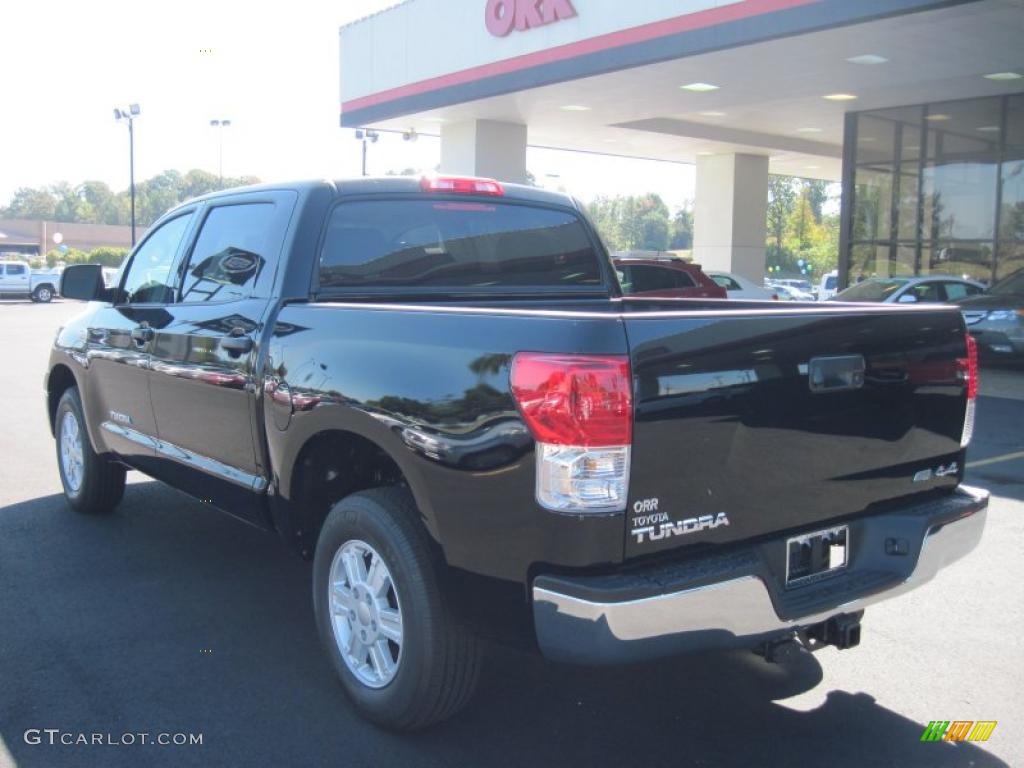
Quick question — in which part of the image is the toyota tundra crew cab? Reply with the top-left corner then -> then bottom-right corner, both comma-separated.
48,177 -> 988,730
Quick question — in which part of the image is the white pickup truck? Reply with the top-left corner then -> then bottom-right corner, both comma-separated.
0,260 -> 61,302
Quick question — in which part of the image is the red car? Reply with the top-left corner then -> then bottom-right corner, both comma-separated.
613,256 -> 727,299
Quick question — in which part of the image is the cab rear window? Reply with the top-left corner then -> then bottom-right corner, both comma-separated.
319,200 -> 602,291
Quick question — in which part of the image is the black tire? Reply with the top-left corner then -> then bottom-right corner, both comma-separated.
32,285 -> 54,303
313,488 -> 481,730
55,387 -> 126,514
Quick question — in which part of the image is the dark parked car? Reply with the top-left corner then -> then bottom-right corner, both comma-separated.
613,256 -> 726,299
957,268 -> 1024,361
49,176 -> 987,729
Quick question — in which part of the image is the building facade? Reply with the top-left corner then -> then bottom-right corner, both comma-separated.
842,93 -> 1024,287
340,0 -> 1024,288
0,219 -> 137,260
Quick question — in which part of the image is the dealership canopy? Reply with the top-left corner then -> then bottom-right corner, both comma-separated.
340,0 -> 1024,284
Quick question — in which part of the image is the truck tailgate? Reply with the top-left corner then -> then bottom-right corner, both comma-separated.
622,304 -> 969,559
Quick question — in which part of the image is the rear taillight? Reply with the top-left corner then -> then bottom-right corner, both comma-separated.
421,175 -> 504,196
511,353 -> 632,513
957,334 -> 979,447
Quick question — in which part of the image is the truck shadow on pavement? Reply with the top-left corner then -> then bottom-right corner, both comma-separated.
0,482 -> 1008,768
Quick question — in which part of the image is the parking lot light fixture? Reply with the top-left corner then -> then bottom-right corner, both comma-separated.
210,119 -> 232,187
355,129 -> 379,176
114,105 -> 141,247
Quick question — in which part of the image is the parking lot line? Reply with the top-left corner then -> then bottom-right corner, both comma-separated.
966,450 -> 1024,469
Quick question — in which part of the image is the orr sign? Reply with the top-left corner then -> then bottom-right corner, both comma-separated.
485,0 -> 577,37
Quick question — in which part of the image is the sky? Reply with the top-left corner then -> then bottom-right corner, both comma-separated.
0,0 -> 696,212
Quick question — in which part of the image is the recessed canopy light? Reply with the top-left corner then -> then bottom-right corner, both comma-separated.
983,72 -> 1022,81
698,110 -> 727,117
804,165 -> 820,170
847,54 -> 888,65
681,82 -> 719,92
926,113 -> 950,121
561,104 -> 591,111
824,93 -> 858,101
796,127 -> 822,133
421,117 -> 446,123
976,125 -> 1001,132
696,151 -> 715,156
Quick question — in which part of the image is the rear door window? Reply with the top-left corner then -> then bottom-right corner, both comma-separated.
180,203 -> 275,303
319,200 -> 603,291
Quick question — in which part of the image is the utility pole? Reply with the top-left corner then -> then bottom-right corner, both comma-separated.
355,129 -> 379,176
210,119 -> 232,187
114,104 -> 141,247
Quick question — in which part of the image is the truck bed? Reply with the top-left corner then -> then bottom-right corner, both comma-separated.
267,296 -> 970,581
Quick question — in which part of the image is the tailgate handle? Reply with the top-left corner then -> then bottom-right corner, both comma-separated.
808,355 -> 866,393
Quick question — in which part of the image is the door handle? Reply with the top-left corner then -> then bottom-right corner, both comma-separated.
220,334 -> 254,355
131,325 -> 154,344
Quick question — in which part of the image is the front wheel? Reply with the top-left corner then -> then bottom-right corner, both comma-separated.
32,285 -> 54,303
313,488 -> 481,730
55,387 -> 126,514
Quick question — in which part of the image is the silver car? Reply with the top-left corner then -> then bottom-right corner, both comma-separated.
831,275 -> 985,304
956,269 -> 1024,361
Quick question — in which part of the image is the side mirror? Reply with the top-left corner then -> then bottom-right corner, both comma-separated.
60,264 -> 106,301
897,293 -> 918,303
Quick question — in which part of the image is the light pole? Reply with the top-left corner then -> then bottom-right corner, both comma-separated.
355,129 -> 379,176
210,119 -> 232,187
114,104 -> 141,247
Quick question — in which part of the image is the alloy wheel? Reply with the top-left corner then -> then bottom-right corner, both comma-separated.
328,539 -> 403,688
60,410 -> 84,493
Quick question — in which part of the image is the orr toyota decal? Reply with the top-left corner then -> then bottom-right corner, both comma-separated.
485,0 -> 577,37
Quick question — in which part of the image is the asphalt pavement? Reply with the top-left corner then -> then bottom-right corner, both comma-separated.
1,300 -> 1021,768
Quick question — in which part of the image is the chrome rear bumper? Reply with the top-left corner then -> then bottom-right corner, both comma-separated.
533,486 -> 988,664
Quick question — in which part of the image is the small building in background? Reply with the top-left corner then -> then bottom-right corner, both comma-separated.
0,219 -> 138,260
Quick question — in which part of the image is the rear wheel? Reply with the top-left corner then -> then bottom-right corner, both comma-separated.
313,488 -> 481,730
55,387 -> 125,514
32,285 -> 54,303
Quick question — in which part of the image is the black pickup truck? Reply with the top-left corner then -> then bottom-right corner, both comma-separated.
49,176 -> 987,729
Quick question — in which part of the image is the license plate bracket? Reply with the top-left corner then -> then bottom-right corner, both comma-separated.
786,525 -> 849,588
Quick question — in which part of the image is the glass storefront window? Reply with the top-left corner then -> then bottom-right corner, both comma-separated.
996,241 -> 1024,281
844,93 -> 1024,290
852,167 -> 892,241
930,242 -> 994,284
923,160 -> 998,240
999,158 -> 1024,241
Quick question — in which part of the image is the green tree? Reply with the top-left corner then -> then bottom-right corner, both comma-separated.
788,190 -> 817,251
805,179 -> 829,223
2,170 -> 263,228
767,175 -> 797,252
2,187 -> 57,219
86,246 -> 130,268
181,169 -> 221,200
79,181 -> 123,224
587,194 -> 672,251
669,207 -> 693,250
